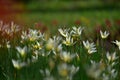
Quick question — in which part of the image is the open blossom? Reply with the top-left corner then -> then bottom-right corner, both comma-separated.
0,21 -> 20,36
6,41 -> 11,48
46,36 -> 62,54
100,30 -> 109,39
32,51 -> 38,62
10,22 -> 20,33
110,69 -> 118,79
60,51 -> 76,62
58,63 -> 79,79
40,69 -> 55,80
83,40 -> 97,54
103,65 -> 118,80
86,60 -> 105,79
16,46 -> 27,58
106,52 -> 118,62
12,59 -> 27,69
63,36 -> 74,46
46,38 -> 55,50
83,40 -> 95,49
21,31 -> 28,40
21,29 -> 44,42
32,41 -> 42,50
71,26 -> 84,37
112,40 -> 120,50
58,28 -> 70,37
53,44 -> 62,54
88,48 -> 97,54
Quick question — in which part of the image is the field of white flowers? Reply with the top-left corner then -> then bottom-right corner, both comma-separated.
0,21 -> 120,80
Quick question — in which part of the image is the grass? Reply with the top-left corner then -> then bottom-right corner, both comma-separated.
1,1 -> 120,80
26,1 -> 120,11
14,9 -> 120,37
17,10 -> 120,26
0,25 -> 120,80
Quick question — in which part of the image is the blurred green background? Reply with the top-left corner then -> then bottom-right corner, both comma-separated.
0,0 -> 120,35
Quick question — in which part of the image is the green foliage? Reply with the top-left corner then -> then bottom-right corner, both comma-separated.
0,24 -> 120,80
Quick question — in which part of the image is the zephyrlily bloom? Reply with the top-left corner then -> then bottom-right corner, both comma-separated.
21,29 -> 44,42
16,46 -> 27,58
60,51 -> 76,62
63,36 -> 74,46
83,40 -> 97,54
112,40 -> 120,50
71,26 -> 84,37
58,28 -> 69,37
12,59 -> 26,69
46,36 -> 62,55
100,30 -> 109,39
58,63 -> 79,78
32,41 -> 42,50
106,52 -> 118,62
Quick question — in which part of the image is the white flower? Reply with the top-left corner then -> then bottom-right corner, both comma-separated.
6,41 -> 11,48
53,44 -> 62,55
46,36 -> 61,50
46,38 -> 54,50
63,36 -> 74,46
32,51 -> 38,62
21,31 -> 28,40
29,29 -> 44,41
46,36 -> 62,55
5,28 -> 12,35
87,61 -> 105,79
83,40 -> 97,54
112,40 -> 120,50
58,63 -> 69,77
110,69 -> 118,78
16,46 -> 27,58
106,52 -> 118,62
102,74 -> 109,80
58,28 -> 69,37
32,41 -> 42,50
88,48 -> 97,54
100,30 -> 109,39
40,69 -> 55,80
0,22 -> 20,36
58,63 -> 79,78
52,36 -> 62,44
83,41 -> 94,49
60,51 -> 76,62
12,59 -> 26,69
21,29 -> 44,42
10,22 -> 20,32
71,26 -> 84,37
70,65 -> 79,76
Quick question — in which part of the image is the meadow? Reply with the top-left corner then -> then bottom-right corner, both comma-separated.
0,21 -> 120,80
0,1 -> 120,80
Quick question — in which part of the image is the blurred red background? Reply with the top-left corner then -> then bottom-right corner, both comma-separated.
0,0 -> 25,23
